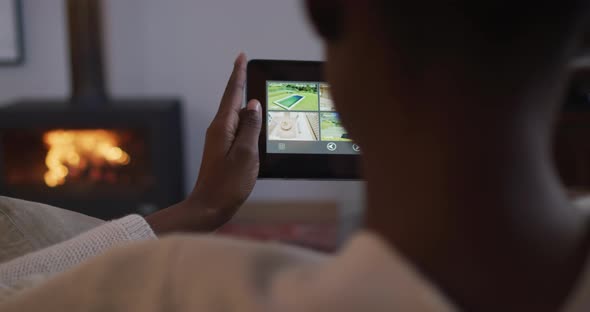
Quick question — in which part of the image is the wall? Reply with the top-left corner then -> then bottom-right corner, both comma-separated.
0,0 -> 364,206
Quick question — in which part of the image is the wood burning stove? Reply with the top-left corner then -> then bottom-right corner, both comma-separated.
0,0 -> 184,219
0,100 -> 184,219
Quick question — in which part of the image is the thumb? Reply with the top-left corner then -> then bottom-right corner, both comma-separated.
230,99 -> 262,157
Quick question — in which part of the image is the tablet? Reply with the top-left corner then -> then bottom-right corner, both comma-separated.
247,60 -> 361,179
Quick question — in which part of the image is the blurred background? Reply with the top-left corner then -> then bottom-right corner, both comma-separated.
0,0 -> 364,251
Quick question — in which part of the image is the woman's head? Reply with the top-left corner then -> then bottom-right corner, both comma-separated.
304,0 -> 590,151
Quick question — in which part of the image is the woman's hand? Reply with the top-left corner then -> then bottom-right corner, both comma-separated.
146,53 -> 262,234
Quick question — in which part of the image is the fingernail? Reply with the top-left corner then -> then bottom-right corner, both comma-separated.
247,100 -> 260,112
235,52 -> 245,65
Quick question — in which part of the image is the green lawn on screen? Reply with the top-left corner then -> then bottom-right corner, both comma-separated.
268,92 -> 319,111
267,83 -> 319,111
321,114 -> 351,141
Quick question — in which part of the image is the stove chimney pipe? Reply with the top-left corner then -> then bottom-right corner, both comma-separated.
67,0 -> 108,107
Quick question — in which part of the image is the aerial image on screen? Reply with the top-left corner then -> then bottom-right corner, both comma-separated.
266,81 -> 360,155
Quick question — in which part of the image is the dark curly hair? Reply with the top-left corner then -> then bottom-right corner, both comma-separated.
306,0 -> 590,73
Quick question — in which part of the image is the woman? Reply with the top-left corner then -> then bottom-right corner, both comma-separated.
2,0 -> 590,311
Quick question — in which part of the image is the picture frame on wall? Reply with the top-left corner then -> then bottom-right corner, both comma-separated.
0,0 -> 24,65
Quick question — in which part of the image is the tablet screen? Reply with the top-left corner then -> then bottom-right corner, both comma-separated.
266,81 -> 360,155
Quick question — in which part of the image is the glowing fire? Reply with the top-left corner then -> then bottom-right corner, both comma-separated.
43,130 -> 131,187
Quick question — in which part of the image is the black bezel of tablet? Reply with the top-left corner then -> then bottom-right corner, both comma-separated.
247,59 -> 361,180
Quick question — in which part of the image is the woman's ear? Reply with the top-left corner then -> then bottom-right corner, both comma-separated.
303,0 -> 345,42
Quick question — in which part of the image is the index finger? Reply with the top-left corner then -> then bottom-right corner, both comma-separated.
216,53 -> 248,118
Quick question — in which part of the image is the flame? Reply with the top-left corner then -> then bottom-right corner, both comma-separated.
43,130 -> 131,187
